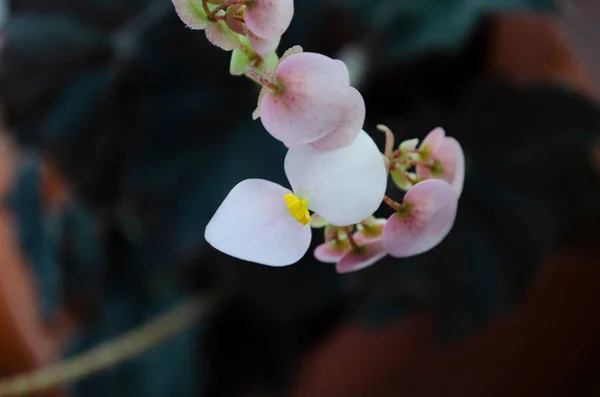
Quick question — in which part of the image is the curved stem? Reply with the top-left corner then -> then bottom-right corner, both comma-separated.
0,296 -> 215,396
344,227 -> 360,252
201,0 -> 211,18
383,195 -> 402,212
376,125 -> 394,158
244,68 -> 282,92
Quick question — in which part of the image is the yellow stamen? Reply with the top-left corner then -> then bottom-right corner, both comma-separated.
283,193 -> 312,226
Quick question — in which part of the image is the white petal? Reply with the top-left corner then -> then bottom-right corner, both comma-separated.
335,60 -> 350,83
285,130 -> 387,226
204,179 -> 311,266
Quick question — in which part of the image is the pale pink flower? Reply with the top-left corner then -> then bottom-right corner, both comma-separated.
336,240 -> 387,273
243,0 -> 294,39
248,30 -> 280,55
418,127 -> 446,161
205,131 -> 386,266
417,136 -> 465,197
259,52 -> 365,150
382,179 -> 458,258
313,217 -> 388,273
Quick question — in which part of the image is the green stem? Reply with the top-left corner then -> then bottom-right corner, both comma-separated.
0,296 -> 215,396
383,195 -> 402,212
201,0 -> 211,18
344,226 -> 360,252
244,68 -> 282,92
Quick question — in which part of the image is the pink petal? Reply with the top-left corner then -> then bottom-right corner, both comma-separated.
382,179 -> 457,258
336,240 -> 387,273
260,53 -> 352,146
335,60 -> 350,83
248,30 -> 280,55
314,241 -> 351,263
172,0 -> 208,29
225,5 -> 245,35
419,127 -> 445,161
417,137 -> 465,197
308,87 -> 365,151
205,20 -> 242,51
244,0 -> 294,39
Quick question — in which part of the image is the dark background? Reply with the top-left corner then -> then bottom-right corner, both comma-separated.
1,0 -> 600,396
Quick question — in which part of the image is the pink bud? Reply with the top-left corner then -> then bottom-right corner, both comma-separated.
314,240 -> 350,263
259,53 -> 365,149
419,127 -> 446,161
336,240 -> 387,273
417,137 -> 465,197
244,0 -> 294,39
248,30 -> 280,55
382,179 -> 458,258
225,5 -> 245,35
308,87 -> 365,151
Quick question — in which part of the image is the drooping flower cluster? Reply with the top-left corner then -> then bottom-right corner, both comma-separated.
173,0 -> 292,53
205,131 -> 387,266
172,0 -> 467,272
311,126 -> 464,272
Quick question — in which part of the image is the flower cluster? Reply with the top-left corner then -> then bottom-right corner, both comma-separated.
172,0 -> 466,272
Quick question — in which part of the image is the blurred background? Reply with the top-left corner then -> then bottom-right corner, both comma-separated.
1,0 -> 600,396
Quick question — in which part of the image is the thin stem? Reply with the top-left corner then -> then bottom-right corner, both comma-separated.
239,44 -> 265,69
0,296 -> 215,396
208,0 -> 247,20
345,227 -> 360,252
201,0 -> 211,18
383,195 -> 402,212
244,71 -> 262,85
244,68 -> 281,92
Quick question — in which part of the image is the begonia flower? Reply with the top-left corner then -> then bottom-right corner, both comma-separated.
243,0 -> 294,40
313,217 -> 388,273
336,239 -> 387,273
258,52 -> 365,150
205,131 -> 386,266
248,30 -> 280,55
173,0 -> 242,51
417,136 -> 465,197
382,179 -> 458,258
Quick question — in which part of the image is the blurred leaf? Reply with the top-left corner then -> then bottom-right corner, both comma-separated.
340,0 -> 557,60
3,13 -> 109,63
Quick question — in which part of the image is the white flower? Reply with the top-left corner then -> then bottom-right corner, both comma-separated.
204,131 -> 387,266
